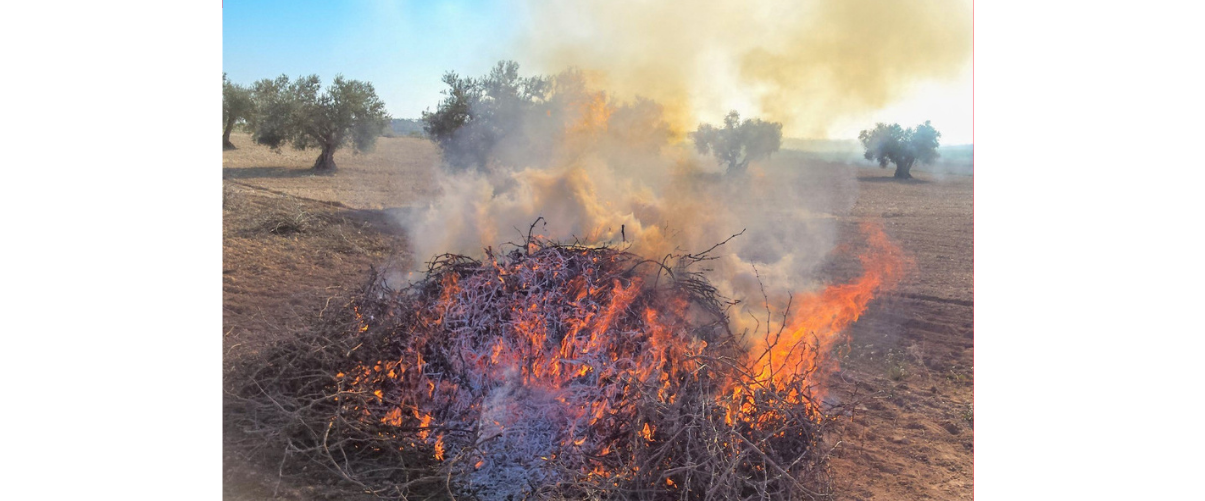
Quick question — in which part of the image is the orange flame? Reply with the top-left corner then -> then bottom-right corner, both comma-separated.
746,221 -> 910,400
337,221 -> 908,488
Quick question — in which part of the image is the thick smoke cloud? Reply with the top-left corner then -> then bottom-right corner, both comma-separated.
518,0 -> 972,138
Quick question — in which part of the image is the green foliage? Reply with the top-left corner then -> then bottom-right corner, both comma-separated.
248,75 -> 301,150
422,61 -> 552,171
858,120 -> 942,179
222,73 -> 255,148
690,111 -> 783,174
247,74 -> 390,170
422,60 -> 673,173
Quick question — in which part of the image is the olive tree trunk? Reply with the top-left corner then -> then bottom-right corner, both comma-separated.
223,118 -> 236,150
313,145 -> 337,171
727,158 -> 749,176
893,160 -> 914,179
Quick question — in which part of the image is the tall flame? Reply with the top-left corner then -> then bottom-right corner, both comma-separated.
746,221 -> 910,397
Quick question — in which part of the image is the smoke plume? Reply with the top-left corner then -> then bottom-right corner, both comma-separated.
396,68 -> 860,337
518,0 -> 972,138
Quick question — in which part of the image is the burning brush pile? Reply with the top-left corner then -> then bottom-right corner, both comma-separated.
228,221 -> 904,500
228,63 -> 909,499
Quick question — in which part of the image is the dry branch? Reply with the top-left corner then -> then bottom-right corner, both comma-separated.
227,236 -> 837,500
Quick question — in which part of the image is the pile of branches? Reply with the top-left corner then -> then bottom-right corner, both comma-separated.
228,232 -> 837,500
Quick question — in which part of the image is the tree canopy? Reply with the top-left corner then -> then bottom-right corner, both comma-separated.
858,120 -> 941,179
690,111 -> 783,175
422,61 -> 551,172
421,61 -> 673,173
248,74 -> 389,171
222,73 -> 255,150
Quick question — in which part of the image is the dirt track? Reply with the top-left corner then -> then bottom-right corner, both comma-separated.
222,133 -> 973,499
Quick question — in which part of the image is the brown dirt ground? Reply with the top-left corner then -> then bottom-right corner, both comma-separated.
222,133 -> 973,499
222,132 -> 442,210
824,173 -> 974,501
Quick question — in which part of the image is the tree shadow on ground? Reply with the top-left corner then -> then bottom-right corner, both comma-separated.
857,175 -> 932,184
343,208 -> 412,236
223,166 -> 333,180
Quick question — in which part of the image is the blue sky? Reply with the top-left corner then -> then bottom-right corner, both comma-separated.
223,0 -> 526,120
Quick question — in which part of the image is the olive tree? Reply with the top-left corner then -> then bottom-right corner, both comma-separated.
422,61 -> 679,173
222,73 -> 255,150
422,61 -> 550,172
858,120 -> 941,179
249,74 -> 389,172
690,111 -> 783,175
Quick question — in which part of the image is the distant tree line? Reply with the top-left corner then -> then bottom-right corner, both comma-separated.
387,118 -> 426,138
222,73 -> 389,172
225,66 -> 944,180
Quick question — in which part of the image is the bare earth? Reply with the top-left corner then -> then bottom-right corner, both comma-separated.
825,175 -> 974,500
222,132 -> 973,499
